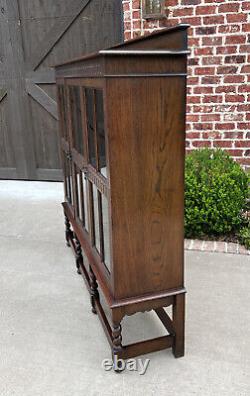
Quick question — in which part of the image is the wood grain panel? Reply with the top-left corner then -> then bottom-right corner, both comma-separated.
107,76 -> 186,299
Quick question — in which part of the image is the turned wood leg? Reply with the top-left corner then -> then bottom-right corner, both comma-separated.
89,267 -> 99,314
75,238 -> 82,275
172,293 -> 185,358
112,322 -> 123,372
65,216 -> 72,247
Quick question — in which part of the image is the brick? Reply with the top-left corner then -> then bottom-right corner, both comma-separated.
181,0 -> 200,4
186,132 -> 201,139
193,86 -> 214,94
239,158 -> 250,165
192,105 -> 216,113
195,67 -> 215,75
217,66 -> 238,75
223,113 -> 244,122
213,140 -> 233,148
218,25 -> 241,34
194,47 -> 214,56
224,75 -> 245,84
124,31 -> 132,41
225,55 -> 246,64
195,5 -> 216,15
180,17 -> 202,26
215,105 -> 237,113
242,2 -> 250,11
202,36 -> 223,46
132,20 -> 141,29
235,140 -> 250,147
188,58 -> 199,66
123,2 -> 130,11
124,22 -> 132,31
237,123 -> 250,131
193,122 -> 213,130
187,96 -> 201,104
225,94 -> 246,103
192,140 -> 212,147
132,0 -> 140,8
202,56 -> 222,65
124,11 -> 131,21
225,35 -> 246,45
202,131 -> 222,139
196,26 -> 216,35
173,7 -> 194,17
188,77 -> 200,85
203,15 -> 224,25
224,132 -> 244,139
225,149 -> 244,157
216,46 -> 238,55
216,86 -> 236,94
189,37 -> 200,47
240,44 -> 250,53
202,95 -> 223,103
218,3 -> 240,13
225,150 -> 244,157
200,114 -> 221,122
226,13 -> 248,23
201,76 -> 221,85
237,104 -> 250,112
186,114 -> 200,122
215,123 -> 235,130
238,85 -> 250,93
132,10 -> 140,19
241,65 -> 250,73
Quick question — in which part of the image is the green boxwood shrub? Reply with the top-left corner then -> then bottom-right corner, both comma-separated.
238,226 -> 250,250
185,148 -> 249,238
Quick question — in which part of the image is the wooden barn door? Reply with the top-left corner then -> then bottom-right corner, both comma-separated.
0,0 -> 123,180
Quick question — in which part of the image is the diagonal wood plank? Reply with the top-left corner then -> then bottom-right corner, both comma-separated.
0,89 -> 7,103
26,80 -> 58,120
26,70 -> 55,84
30,0 -> 92,71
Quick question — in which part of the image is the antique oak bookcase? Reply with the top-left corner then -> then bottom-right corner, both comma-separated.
55,24 -> 189,367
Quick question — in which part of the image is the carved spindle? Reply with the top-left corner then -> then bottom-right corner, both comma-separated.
89,267 -> 99,314
112,324 -> 122,352
75,238 -> 82,275
112,323 -> 123,371
65,216 -> 72,247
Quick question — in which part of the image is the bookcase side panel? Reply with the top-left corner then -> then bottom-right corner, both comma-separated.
106,75 -> 186,300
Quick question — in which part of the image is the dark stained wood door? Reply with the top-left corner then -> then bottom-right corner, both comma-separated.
0,0 -> 123,180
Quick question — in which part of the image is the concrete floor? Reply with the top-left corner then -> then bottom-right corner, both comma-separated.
0,180 -> 249,396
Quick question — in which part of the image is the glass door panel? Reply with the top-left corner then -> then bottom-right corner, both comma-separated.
70,86 -> 84,156
95,90 -> 107,178
101,194 -> 111,272
85,88 -> 97,168
93,185 -> 101,254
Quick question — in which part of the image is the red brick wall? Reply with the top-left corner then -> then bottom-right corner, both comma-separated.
122,0 -> 250,170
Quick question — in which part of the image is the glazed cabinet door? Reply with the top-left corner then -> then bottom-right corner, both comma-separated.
58,82 -> 112,276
